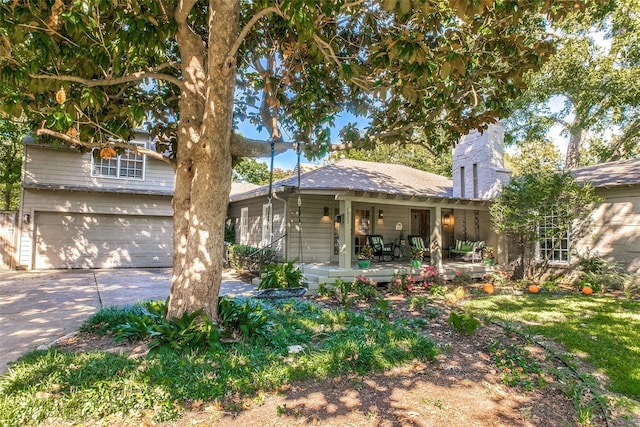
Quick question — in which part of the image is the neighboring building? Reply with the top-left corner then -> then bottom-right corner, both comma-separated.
572,159 -> 640,274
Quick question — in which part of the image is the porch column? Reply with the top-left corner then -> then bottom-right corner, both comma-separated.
431,205 -> 443,269
338,199 -> 352,268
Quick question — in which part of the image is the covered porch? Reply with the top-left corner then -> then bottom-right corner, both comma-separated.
298,259 -> 496,292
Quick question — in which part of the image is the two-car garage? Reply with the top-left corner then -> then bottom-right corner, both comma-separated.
33,212 -> 173,269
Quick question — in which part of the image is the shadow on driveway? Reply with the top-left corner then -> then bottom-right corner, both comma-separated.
0,268 -> 256,375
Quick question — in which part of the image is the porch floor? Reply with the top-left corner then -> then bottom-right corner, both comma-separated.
297,259 -> 495,292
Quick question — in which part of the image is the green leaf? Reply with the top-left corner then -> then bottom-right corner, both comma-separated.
382,0 -> 397,12
399,0 -> 412,15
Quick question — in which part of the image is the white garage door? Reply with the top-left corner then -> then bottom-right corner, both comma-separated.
34,212 -> 173,269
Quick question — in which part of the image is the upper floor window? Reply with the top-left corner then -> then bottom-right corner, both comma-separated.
92,142 -> 145,180
538,211 -> 570,264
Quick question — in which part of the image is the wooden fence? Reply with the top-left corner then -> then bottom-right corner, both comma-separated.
0,211 -> 18,270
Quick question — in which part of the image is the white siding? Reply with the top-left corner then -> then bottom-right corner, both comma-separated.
287,196 -> 335,263
576,186 -> 640,274
23,143 -> 174,193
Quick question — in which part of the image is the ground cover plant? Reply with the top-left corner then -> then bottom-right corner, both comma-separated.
0,298 -> 437,426
463,294 -> 640,400
3,272 -> 640,426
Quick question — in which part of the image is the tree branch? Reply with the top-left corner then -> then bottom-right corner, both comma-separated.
30,63 -> 182,89
174,0 -> 199,25
35,128 -> 177,169
228,6 -> 285,60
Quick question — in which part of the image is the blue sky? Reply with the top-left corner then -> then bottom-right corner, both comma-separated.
245,95 -> 572,171
243,111 -> 367,170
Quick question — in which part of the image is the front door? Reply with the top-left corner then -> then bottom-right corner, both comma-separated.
410,209 -> 430,249
354,208 -> 371,256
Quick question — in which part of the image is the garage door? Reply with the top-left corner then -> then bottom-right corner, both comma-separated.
34,212 -> 173,269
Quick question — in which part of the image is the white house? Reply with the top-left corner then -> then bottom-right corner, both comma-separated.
14,123 -> 640,278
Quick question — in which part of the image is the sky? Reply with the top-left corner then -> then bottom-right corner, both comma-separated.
247,101 -> 572,172
244,112 -> 366,170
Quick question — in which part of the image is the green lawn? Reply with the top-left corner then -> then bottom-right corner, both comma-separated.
0,298 -> 437,426
463,294 -> 640,399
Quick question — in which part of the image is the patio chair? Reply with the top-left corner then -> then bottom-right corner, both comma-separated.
366,235 -> 393,261
408,235 -> 430,259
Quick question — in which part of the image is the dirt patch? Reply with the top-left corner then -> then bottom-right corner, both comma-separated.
53,291 -> 628,427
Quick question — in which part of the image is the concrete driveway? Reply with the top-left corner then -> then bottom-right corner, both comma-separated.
0,268 -> 256,375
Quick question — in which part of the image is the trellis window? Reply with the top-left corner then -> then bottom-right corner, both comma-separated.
538,211 -> 570,264
92,142 -> 145,179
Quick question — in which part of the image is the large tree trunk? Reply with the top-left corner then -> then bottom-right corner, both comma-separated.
564,126 -> 587,169
167,0 -> 239,320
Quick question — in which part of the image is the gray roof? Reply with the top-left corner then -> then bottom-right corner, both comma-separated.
572,158 -> 640,188
231,159 -> 453,201
230,181 -> 260,196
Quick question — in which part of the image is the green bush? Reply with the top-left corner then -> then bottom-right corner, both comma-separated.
447,310 -> 480,335
111,298 -> 271,352
227,244 -> 260,270
149,309 -> 221,355
259,259 -> 303,289
224,219 -> 235,243
227,244 -> 276,273
217,297 -> 273,338
80,304 -> 148,335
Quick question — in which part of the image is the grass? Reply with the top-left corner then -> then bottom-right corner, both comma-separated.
0,298 -> 438,426
464,294 -> 640,399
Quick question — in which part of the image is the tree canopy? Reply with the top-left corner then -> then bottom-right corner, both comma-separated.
505,0 -> 640,168
232,158 -> 290,185
0,118 -> 26,210
0,0 -> 607,318
490,171 -> 601,279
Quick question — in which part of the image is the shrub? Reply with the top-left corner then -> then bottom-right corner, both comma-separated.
420,265 -> 445,289
224,219 -> 235,243
389,273 -> 409,294
407,295 -> 429,311
540,278 -> 560,293
317,282 -> 337,298
447,310 -> 481,335
217,297 -> 273,338
482,270 -> 513,287
148,309 -> 221,355
352,275 -> 379,301
450,270 -> 473,286
227,244 -> 276,273
259,259 -> 304,289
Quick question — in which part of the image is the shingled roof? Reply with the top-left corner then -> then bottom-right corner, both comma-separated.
572,158 -> 640,188
230,159 -> 453,201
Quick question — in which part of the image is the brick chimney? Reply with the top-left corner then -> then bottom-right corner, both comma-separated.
452,122 -> 511,200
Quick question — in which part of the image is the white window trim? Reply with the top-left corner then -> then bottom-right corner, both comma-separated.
91,141 -> 146,180
261,203 -> 273,247
240,207 -> 249,245
537,212 -> 571,264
